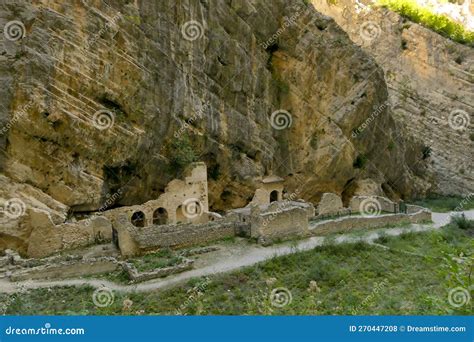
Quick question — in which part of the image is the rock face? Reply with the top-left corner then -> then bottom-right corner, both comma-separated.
312,0 -> 474,196
0,0 -> 428,253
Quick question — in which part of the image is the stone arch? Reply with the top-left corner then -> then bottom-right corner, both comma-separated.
153,207 -> 168,225
131,211 -> 146,227
270,190 -> 279,203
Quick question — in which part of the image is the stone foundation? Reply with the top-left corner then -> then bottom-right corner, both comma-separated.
122,258 -> 194,283
9,257 -> 119,281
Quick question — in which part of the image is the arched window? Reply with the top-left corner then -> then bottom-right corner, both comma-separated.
153,207 -> 168,225
131,211 -> 146,227
270,190 -> 279,203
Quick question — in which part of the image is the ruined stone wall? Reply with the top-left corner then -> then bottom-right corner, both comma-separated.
104,162 -> 209,226
311,210 -> 432,236
316,192 -> 344,215
349,195 -> 399,213
250,206 -> 309,243
115,217 -> 239,257
18,209 -> 112,258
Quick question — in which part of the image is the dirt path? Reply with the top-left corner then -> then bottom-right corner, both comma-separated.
0,210 -> 472,294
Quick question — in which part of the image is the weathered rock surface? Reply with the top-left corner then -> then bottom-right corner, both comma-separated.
0,0 -> 429,254
312,0 -> 474,196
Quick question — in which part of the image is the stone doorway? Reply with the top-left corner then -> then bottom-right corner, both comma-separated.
270,190 -> 279,203
153,207 -> 168,225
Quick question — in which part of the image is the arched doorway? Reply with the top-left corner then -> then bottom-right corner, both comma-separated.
131,211 -> 146,227
153,207 -> 168,225
270,190 -> 279,203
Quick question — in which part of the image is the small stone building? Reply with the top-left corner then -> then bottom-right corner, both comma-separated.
228,200 -> 315,245
249,175 -> 284,206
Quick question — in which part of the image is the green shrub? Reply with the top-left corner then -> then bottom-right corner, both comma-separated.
376,0 -> 474,45
411,195 -> 474,213
353,154 -> 368,169
450,214 -> 474,230
169,134 -> 197,172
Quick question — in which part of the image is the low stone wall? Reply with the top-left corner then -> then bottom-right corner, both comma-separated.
311,209 -> 432,236
406,204 -> 426,214
116,216 -> 237,256
122,258 -> 194,282
9,257 -> 119,281
312,208 -> 352,221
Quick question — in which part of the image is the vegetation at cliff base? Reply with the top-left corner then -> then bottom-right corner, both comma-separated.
4,224 -> 472,315
410,195 -> 474,213
377,0 -> 474,45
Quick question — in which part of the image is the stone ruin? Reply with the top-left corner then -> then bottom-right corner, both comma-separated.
0,161 -> 433,280
105,162 -> 210,228
0,162 -> 434,282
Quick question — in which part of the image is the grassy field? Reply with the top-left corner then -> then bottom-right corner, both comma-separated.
409,195 -> 474,213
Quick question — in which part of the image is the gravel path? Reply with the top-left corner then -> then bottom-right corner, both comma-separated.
0,210 -> 471,294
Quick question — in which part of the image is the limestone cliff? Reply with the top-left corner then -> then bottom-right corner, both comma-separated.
0,0 -> 427,253
312,0 -> 474,196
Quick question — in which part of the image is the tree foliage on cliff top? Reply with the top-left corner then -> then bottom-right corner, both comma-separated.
377,0 -> 474,45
